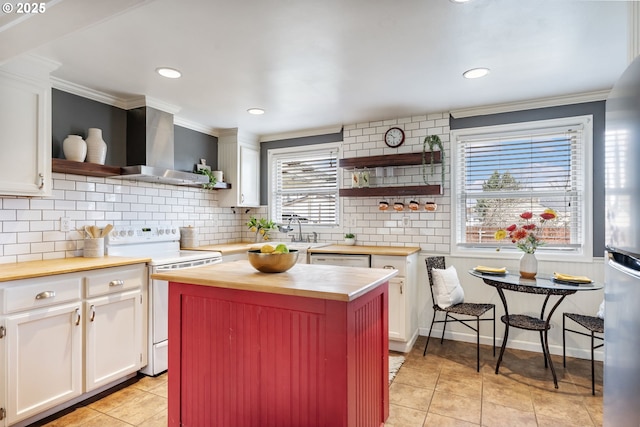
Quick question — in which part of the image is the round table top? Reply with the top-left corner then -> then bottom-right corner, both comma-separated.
468,269 -> 603,293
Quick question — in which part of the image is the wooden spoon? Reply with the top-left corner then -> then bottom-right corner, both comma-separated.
101,224 -> 114,238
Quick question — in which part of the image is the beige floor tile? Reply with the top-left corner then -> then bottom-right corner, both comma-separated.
137,410 -> 168,427
147,380 -> 168,398
106,392 -> 168,426
394,365 -> 440,390
389,382 -> 434,411
68,413 -> 134,427
530,389 -> 595,426
428,390 -> 482,425
88,386 -> 148,413
435,370 -> 483,399
41,406 -> 104,427
423,412 -> 480,426
481,401 -> 538,427
385,403 -> 427,427
130,373 -> 168,392
482,374 -> 534,412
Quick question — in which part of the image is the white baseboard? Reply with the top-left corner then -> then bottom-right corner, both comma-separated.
389,328 -> 420,353
418,327 -> 603,362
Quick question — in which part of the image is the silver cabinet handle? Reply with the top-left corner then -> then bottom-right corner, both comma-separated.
35,291 -> 55,300
89,305 -> 96,322
38,173 -> 44,189
109,280 -> 124,287
383,265 -> 395,270
75,308 -> 81,326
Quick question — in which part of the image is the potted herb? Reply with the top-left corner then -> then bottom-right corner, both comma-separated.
344,233 -> 356,245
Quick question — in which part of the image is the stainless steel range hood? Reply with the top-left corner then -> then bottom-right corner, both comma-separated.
114,105 -> 208,186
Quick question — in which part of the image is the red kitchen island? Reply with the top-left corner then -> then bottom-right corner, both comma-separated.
151,260 -> 396,427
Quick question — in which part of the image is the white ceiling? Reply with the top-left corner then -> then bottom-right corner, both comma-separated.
0,0 -> 632,139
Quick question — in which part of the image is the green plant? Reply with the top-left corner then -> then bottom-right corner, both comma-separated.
422,134 -> 445,185
198,169 -> 217,190
345,233 -> 355,239
247,216 -> 277,241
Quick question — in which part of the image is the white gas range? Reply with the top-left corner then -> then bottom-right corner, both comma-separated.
105,226 -> 222,376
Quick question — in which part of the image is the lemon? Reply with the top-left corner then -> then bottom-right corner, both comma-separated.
274,243 -> 289,254
260,244 -> 275,254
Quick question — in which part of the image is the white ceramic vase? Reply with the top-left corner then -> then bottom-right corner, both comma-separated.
519,252 -> 537,279
62,135 -> 87,162
344,238 -> 356,246
85,128 -> 107,165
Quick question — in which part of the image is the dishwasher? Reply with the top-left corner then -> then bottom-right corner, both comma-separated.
309,253 -> 371,268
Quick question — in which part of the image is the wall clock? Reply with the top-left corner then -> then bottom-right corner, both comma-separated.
384,127 -> 405,148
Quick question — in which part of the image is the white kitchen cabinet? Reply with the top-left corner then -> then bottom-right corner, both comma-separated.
387,277 -> 406,341
0,273 -> 84,426
0,263 -> 147,426
372,253 -> 419,353
0,55 -> 58,197
84,264 -> 146,391
217,128 -> 261,207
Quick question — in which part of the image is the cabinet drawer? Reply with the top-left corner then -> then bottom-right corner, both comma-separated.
0,275 -> 82,314
85,264 -> 146,298
371,255 -> 406,276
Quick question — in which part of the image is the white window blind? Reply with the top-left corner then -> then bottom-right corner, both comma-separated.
454,117 -> 590,252
270,146 -> 339,226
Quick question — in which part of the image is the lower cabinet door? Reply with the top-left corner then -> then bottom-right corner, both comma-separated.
388,277 -> 406,341
6,302 -> 83,425
85,289 -> 142,391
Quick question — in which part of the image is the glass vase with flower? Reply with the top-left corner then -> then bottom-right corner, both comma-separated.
494,209 -> 557,279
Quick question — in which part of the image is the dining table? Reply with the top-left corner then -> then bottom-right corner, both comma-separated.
469,269 -> 603,388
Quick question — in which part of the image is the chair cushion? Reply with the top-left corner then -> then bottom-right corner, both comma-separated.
431,265 -> 465,309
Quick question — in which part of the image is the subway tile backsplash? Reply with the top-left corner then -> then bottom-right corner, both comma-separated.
0,172 -> 246,264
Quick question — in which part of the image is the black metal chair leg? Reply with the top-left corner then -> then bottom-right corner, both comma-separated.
562,314 -> 567,367
423,311 -> 437,356
591,331 -> 596,396
440,314 -> 449,344
476,316 -> 480,372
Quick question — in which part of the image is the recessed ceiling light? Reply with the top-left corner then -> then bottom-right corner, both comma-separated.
463,68 -> 490,79
449,0 -> 472,3
247,108 -> 265,115
156,67 -> 182,79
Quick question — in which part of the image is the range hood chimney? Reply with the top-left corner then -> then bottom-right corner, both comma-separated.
115,104 -> 208,186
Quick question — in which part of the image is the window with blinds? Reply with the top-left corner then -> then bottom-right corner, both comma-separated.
452,116 -> 592,253
269,144 -> 340,226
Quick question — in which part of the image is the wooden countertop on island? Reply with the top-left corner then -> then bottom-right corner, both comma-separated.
0,256 -> 151,282
152,260 -> 397,302
308,244 -> 420,256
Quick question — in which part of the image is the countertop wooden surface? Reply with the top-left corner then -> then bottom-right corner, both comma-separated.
186,242 -> 421,256
152,260 -> 397,302
0,257 -> 151,282
307,244 -> 421,256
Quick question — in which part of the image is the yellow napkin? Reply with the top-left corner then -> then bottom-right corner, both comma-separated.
553,272 -> 592,283
474,265 -> 507,274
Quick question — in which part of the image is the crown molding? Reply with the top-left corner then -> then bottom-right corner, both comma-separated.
51,77 -> 131,109
259,125 -> 343,142
173,116 -> 218,136
450,90 -> 611,119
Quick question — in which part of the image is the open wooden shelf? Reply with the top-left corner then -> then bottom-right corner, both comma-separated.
339,151 -> 441,169
339,185 -> 441,197
52,158 -> 121,177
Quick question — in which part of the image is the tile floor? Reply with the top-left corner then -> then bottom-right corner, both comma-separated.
32,336 -> 602,427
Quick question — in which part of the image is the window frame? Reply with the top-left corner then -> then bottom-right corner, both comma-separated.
267,142 -> 342,231
450,115 -> 594,262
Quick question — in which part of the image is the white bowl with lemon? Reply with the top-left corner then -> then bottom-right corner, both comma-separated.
247,243 -> 299,273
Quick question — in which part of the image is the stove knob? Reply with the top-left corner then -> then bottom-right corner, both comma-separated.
171,228 -> 177,235
119,230 -> 127,237
166,228 -> 172,235
127,230 -> 134,236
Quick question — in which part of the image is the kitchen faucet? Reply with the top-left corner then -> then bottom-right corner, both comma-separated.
278,215 -> 304,242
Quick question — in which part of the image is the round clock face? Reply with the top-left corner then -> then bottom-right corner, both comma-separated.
385,127 -> 405,148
